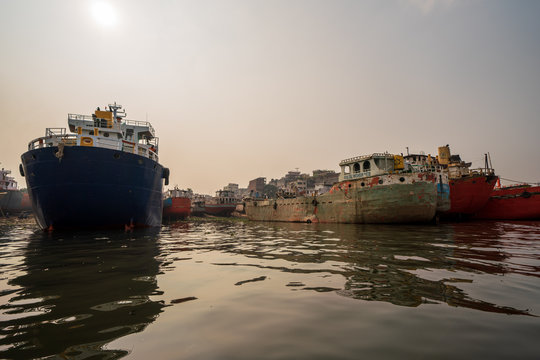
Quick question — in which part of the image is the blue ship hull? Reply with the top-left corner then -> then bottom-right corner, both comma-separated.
20,146 -> 166,230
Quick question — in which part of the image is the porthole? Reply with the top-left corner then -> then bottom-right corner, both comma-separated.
361,182 -> 365,187
113,153 -> 120,159
378,179 -> 383,184
399,177 -> 405,182
348,184 -> 352,188
31,154 -> 36,160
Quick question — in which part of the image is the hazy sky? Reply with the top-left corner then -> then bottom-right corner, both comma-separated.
1,0 -> 539,194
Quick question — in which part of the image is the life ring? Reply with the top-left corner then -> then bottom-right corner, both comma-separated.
521,191 -> 531,199
80,137 -> 93,146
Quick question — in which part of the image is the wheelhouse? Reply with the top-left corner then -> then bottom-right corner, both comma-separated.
27,103 -> 160,162
339,153 -> 404,181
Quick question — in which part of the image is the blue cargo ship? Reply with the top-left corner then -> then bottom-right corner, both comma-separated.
20,103 -> 169,230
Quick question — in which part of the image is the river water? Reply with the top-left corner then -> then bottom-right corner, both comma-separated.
1,218 -> 539,359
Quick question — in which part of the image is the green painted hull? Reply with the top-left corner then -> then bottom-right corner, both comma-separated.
245,173 -> 437,224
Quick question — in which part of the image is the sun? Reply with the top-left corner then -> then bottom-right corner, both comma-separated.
91,2 -> 117,27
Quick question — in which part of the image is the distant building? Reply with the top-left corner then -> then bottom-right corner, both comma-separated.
223,183 -> 239,192
284,171 -> 301,183
312,169 -> 339,186
248,177 -> 266,198
237,188 -> 250,199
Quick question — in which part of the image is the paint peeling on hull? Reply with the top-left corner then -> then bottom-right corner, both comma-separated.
245,173 -> 437,224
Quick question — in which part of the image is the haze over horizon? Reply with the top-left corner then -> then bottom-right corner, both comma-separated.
1,0 -> 539,194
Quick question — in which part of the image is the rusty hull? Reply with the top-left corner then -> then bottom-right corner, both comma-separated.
245,173 -> 438,224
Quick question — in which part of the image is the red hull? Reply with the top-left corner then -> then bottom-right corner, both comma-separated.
163,197 -> 191,220
444,174 -> 498,215
474,185 -> 540,220
204,204 -> 236,217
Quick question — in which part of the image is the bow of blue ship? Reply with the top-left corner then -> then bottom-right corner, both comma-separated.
21,146 -> 168,230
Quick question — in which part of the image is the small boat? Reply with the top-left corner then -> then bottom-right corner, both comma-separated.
436,145 -> 498,218
163,187 -> 191,221
204,190 -> 237,216
190,195 -> 206,216
20,103 -> 169,230
245,153 -> 438,224
473,182 -> 540,220
0,166 -> 32,216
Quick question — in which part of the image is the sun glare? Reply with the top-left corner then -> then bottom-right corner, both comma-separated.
91,2 -> 117,27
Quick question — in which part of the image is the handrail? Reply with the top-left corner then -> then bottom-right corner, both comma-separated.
469,167 -> 496,176
124,119 -> 153,128
407,164 -> 444,172
339,153 -> 392,166
68,114 -> 155,135
46,128 -> 67,136
27,134 -> 159,162
68,114 -> 93,121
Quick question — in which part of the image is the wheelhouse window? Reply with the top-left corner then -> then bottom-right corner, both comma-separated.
363,160 -> 371,171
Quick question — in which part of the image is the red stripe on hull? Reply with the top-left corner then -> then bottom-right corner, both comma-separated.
163,197 -> 191,220
474,186 -> 540,220
444,175 -> 497,215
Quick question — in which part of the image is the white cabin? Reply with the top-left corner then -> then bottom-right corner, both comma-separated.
0,168 -> 18,191
28,103 -> 160,162
339,153 -> 404,181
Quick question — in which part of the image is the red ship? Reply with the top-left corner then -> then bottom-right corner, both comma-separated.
473,183 -> 540,220
204,190 -> 237,217
163,188 -> 191,221
437,145 -> 498,217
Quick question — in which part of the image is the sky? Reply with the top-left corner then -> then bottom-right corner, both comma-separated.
1,0 -> 539,194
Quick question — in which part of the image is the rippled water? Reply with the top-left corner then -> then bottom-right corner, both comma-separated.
1,218 -> 539,359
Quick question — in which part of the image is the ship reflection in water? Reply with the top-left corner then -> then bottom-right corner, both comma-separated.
1,219 -> 539,359
0,228 -> 165,359
198,221 -> 536,316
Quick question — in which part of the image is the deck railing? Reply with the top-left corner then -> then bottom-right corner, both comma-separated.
67,115 -> 155,136
339,153 -> 392,166
28,134 -> 159,162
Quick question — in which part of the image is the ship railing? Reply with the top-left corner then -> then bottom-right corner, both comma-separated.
28,134 -> 78,150
28,134 -> 159,162
46,128 -> 67,137
408,164 -> 444,173
339,153 -> 392,166
68,114 -> 93,122
140,135 -> 159,148
469,167 -> 496,176
69,114 -> 154,134
69,114 -> 123,131
124,120 -> 155,137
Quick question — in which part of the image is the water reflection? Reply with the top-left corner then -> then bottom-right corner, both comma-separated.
164,220 -> 536,316
0,228 -> 165,359
1,219 -> 538,359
